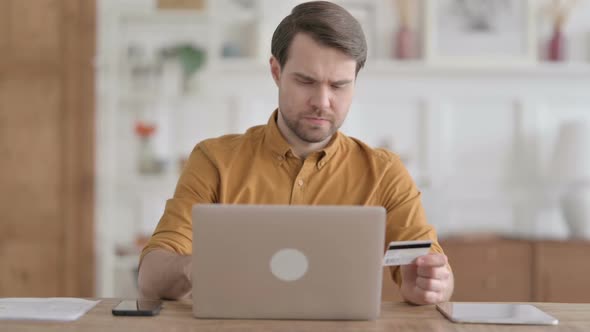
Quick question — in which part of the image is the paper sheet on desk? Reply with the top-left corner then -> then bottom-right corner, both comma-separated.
0,298 -> 100,321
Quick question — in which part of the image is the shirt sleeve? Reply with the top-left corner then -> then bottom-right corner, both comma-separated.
140,142 -> 220,262
379,154 -> 445,288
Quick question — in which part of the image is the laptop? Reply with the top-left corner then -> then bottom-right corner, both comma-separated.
191,204 -> 386,320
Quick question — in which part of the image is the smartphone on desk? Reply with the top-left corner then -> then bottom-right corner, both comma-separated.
112,299 -> 163,316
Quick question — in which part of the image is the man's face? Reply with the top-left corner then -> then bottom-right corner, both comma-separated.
270,33 -> 357,144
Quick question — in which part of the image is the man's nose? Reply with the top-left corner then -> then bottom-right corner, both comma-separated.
309,85 -> 331,110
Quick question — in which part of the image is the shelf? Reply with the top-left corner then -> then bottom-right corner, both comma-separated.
113,59 -> 590,106
120,11 -> 209,24
213,10 -> 257,24
192,59 -> 590,77
116,171 -> 180,194
212,58 -> 267,72
363,60 -> 590,78
118,92 -> 186,106
114,253 -> 140,269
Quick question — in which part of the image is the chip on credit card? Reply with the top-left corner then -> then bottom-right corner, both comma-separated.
383,240 -> 432,266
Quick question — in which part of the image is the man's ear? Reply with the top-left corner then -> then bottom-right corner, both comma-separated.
269,56 -> 281,87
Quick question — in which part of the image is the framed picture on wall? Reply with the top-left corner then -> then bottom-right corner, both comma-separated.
424,0 -> 536,66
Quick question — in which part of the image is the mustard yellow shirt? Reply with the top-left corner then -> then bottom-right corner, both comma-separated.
142,110 -> 444,287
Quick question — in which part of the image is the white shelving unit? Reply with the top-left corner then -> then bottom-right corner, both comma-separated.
96,0 -> 590,297
96,0 -> 278,297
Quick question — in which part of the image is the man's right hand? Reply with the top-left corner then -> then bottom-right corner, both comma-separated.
137,249 -> 192,300
399,253 -> 453,305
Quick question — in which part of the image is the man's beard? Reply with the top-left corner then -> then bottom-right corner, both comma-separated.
283,110 -> 337,143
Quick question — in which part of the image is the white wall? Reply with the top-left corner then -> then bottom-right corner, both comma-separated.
95,0 -> 590,296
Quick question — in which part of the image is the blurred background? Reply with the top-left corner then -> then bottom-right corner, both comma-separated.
2,0 -> 590,303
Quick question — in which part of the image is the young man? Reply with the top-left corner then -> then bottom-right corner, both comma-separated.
138,1 -> 453,305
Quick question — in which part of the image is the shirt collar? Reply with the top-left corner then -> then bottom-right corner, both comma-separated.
264,109 -> 292,158
263,109 -> 342,165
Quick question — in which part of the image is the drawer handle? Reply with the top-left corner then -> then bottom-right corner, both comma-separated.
484,276 -> 497,289
486,248 -> 498,260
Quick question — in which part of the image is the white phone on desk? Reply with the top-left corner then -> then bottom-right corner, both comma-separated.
436,302 -> 559,325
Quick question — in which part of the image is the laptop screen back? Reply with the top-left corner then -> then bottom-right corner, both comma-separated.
192,204 -> 385,320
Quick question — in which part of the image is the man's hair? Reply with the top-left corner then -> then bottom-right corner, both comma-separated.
271,1 -> 367,75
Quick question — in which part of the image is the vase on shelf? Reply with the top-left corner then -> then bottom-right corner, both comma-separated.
547,25 -> 566,62
543,0 -> 577,62
392,0 -> 416,60
135,122 -> 163,175
394,25 -> 415,60
552,121 -> 590,239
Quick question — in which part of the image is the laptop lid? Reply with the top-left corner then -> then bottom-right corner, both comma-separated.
192,204 -> 385,320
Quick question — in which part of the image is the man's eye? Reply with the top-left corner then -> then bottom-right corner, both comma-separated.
298,80 -> 313,85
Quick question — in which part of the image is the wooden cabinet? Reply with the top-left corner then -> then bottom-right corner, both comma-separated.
381,269 -> 403,302
442,238 -> 533,302
440,237 -> 590,303
534,241 -> 590,303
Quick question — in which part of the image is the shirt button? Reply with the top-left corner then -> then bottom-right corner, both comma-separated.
277,155 -> 284,161
319,161 -> 325,167
298,179 -> 304,187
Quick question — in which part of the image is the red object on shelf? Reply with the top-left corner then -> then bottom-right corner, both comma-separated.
135,122 -> 157,138
548,26 -> 566,62
394,25 -> 415,60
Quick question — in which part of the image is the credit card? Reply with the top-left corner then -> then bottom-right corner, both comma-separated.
383,240 -> 432,266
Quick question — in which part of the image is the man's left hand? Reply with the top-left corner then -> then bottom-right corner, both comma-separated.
399,253 -> 454,305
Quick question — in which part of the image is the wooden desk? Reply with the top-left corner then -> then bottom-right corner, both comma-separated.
2,299 -> 589,331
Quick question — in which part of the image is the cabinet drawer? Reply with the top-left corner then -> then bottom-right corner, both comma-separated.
381,269 -> 403,302
441,239 -> 533,301
535,241 -> 590,303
